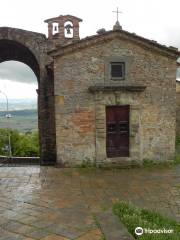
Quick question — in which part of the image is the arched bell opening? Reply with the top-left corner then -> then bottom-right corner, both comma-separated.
64,21 -> 73,38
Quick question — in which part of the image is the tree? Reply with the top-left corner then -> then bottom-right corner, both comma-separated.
0,129 -> 39,157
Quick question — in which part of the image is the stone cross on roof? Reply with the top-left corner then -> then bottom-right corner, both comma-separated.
112,7 -> 122,30
112,7 -> 122,22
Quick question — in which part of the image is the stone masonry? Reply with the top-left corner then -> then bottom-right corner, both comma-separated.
49,16 -> 179,166
0,14 -> 179,166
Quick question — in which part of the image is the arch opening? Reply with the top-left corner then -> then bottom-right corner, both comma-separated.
64,21 -> 73,38
0,40 -> 41,162
0,61 -> 39,159
0,40 -> 40,81
52,22 -> 59,35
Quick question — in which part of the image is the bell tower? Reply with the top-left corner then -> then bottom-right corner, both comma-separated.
44,15 -> 82,45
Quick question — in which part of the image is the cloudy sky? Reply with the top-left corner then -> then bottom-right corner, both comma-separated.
0,0 -> 180,99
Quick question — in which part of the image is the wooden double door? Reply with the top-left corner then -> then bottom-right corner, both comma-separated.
106,105 -> 130,158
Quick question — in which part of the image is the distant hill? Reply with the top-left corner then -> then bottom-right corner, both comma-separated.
0,98 -> 37,111
1,109 -> 37,117
0,109 -> 38,132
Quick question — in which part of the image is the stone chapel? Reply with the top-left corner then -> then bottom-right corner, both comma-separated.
46,14 -> 179,166
0,14 -> 179,166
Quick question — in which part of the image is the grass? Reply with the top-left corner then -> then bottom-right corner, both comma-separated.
142,159 -> 178,169
175,136 -> 180,165
93,214 -> 107,240
113,201 -> 180,239
99,237 -> 106,240
176,136 -> 180,147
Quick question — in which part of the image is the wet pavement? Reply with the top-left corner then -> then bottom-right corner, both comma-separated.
0,165 -> 180,239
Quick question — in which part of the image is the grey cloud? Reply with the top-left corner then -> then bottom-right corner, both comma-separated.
164,34 -> 180,50
0,61 -> 37,84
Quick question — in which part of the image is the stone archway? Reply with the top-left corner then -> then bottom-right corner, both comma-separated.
0,27 -> 56,165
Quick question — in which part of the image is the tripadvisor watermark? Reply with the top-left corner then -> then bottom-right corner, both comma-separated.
135,227 -> 174,236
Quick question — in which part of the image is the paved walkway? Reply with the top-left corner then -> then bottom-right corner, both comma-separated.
0,165 -> 180,239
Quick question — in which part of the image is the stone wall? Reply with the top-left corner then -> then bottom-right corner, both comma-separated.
54,37 -> 177,166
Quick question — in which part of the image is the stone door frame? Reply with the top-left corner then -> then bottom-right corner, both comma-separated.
94,91 -> 143,166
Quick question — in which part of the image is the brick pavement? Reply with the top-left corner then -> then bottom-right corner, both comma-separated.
0,165 -> 179,239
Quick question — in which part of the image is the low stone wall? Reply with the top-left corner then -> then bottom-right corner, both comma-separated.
0,156 -> 40,166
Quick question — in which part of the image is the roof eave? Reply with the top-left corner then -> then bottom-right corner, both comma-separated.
48,30 -> 180,59
44,15 -> 82,23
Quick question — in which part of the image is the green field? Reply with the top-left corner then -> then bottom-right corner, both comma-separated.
0,109 -> 38,132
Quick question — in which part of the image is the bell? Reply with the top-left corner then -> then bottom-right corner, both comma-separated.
65,24 -> 73,34
66,28 -> 71,34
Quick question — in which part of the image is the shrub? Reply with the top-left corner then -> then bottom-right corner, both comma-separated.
0,128 -> 39,157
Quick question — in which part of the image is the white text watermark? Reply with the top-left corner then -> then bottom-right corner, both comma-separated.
135,227 -> 174,236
